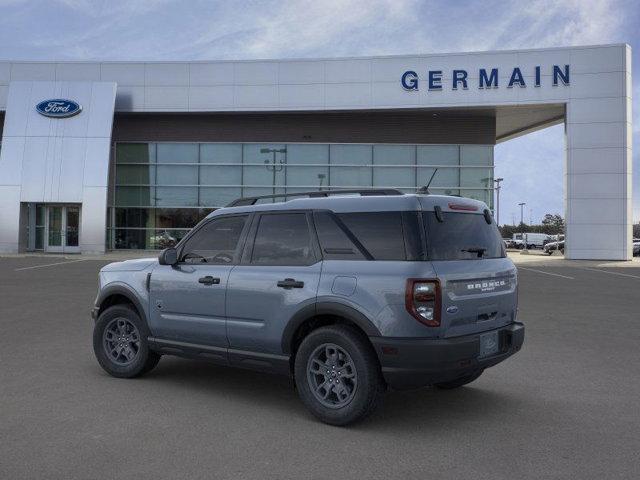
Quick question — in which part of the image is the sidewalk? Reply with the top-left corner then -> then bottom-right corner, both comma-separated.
507,250 -> 640,268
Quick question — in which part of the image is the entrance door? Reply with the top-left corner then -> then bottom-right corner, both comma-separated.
45,205 -> 81,253
46,206 -> 64,253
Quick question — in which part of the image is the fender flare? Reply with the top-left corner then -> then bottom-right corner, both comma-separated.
95,283 -> 148,324
281,301 -> 381,354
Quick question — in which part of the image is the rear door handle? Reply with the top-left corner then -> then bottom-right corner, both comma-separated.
198,276 -> 220,285
277,278 -> 304,289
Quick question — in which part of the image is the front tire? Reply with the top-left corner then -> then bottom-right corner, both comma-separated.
294,325 -> 384,426
93,304 -> 160,378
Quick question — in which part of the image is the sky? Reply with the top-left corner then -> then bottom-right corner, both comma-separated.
0,0 -> 638,225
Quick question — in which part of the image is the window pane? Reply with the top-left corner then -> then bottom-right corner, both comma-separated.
157,143 -> 199,164
252,213 -> 314,265
463,189 -> 492,207
337,212 -> 406,260
116,143 -> 155,164
373,145 -> 415,188
417,145 -> 459,165
460,145 -> 493,166
116,164 -> 155,185
115,208 -> 155,229
200,165 -> 241,185
181,215 -> 248,264
199,187 -> 242,207
243,144 -> 286,187
35,226 -> 44,250
329,145 -> 372,188
115,186 -> 154,207
424,212 -> 504,260
156,165 -> 198,185
460,168 -> 493,188
155,187 -> 198,207
287,144 -> 329,189
113,228 -> 189,250
417,145 -> 460,189
155,208 -> 211,228
200,144 -> 242,164
313,211 -> 365,260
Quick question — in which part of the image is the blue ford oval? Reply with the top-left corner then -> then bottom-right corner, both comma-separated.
36,99 -> 82,118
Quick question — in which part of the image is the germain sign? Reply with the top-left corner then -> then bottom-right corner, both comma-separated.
36,99 -> 82,118
401,65 -> 570,91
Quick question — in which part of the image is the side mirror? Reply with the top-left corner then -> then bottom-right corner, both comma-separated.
159,247 -> 178,266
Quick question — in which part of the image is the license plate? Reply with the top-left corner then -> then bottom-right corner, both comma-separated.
479,331 -> 499,358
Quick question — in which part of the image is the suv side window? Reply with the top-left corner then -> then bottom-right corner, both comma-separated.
337,212 -> 407,260
180,215 -> 248,264
251,213 -> 315,266
313,211 -> 366,260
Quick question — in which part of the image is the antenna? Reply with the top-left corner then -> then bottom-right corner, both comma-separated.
417,168 -> 438,195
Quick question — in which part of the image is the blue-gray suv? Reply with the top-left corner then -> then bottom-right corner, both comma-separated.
92,189 -> 524,425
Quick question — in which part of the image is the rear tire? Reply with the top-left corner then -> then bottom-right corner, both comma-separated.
294,325 -> 384,426
435,370 -> 483,390
93,304 -> 160,378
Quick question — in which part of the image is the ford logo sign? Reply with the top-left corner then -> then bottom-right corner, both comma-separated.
36,99 -> 82,118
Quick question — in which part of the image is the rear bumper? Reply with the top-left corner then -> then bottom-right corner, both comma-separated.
370,322 -> 524,390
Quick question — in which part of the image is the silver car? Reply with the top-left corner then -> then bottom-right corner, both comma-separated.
92,190 -> 524,425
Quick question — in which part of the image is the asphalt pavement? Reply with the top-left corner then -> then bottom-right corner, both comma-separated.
1,255 -> 639,479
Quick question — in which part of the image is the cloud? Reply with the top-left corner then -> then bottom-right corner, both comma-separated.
0,0 -> 637,221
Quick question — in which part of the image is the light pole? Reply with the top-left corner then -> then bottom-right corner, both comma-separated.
518,201 -> 527,252
494,177 -> 503,225
261,147 -> 287,199
518,202 -> 526,226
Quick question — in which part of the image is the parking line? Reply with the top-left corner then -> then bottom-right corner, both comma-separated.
518,267 -> 575,280
580,267 -> 640,279
15,259 -> 87,271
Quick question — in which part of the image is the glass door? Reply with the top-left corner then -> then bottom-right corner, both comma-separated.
64,206 -> 80,253
45,205 -> 81,253
46,206 -> 64,253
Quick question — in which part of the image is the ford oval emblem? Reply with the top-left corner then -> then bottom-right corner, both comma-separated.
36,99 -> 82,118
446,305 -> 459,314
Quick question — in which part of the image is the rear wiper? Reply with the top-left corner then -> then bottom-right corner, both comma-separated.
461,247 -> 486,258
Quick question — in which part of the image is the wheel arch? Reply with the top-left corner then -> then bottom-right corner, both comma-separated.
282,302 -> 381,356
96,284 -> 147,325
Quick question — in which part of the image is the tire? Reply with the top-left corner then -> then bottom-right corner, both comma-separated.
93,304 -> 160,378
435,370 -> 483,390
294,325 -> 384,426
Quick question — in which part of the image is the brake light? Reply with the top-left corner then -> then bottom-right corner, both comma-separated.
405,279 -> 441,327
448,203 -> 478,211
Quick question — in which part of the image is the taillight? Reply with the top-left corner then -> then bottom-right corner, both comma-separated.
405,279 -> 441,327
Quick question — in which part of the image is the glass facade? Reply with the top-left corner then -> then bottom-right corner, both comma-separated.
109,142 -> 494,249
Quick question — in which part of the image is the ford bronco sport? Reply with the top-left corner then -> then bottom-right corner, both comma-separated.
92,189 -> 524,425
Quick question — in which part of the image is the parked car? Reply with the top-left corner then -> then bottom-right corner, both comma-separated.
543,240 -> 565,255
633,239 -> 640,256
91,189 -> 524,426
512,232 -> 552,249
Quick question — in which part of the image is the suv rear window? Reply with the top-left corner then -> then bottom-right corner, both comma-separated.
423,212 -> 505,260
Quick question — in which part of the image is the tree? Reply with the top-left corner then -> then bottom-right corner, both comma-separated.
541,214 -> 564,231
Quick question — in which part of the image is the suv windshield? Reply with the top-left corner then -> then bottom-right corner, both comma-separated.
423,211 -> 505,260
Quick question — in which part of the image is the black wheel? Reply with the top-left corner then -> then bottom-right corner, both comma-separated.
435,370 -> 483,390
294,325 -> 384,426
93,304 -> 160,378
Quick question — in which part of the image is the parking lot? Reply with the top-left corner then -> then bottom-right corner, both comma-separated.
1,255 -> 639,479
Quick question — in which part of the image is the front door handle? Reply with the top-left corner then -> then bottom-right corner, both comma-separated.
198,276 -> 220,285
277,278 -> 304,289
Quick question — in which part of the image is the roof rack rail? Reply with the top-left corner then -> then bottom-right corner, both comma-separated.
225,188 -> 405,207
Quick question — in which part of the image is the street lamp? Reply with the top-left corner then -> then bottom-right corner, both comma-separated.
518,202 -> 526,226
261,147 -> 287,199
494,178 -> 504,225
518,201 -> 527,252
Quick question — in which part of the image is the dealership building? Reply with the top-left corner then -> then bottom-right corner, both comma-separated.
0,44 -> 633,259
